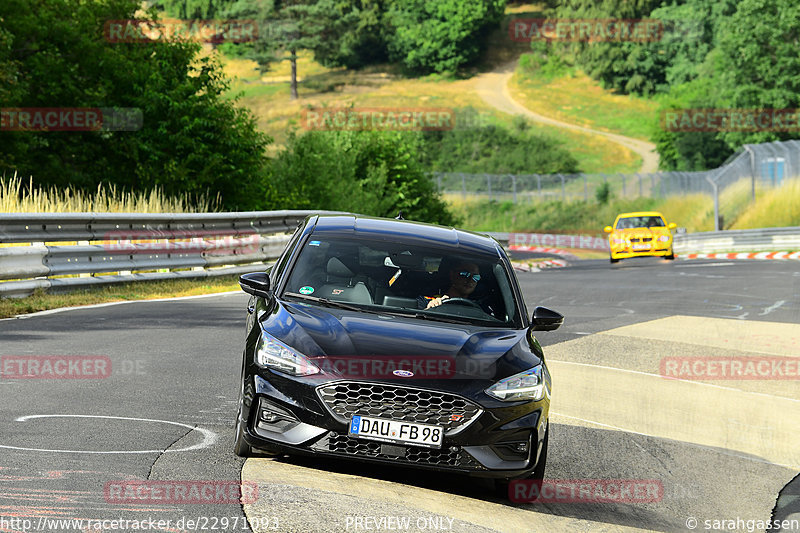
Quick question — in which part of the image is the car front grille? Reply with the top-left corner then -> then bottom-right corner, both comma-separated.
316,381 -> 483,435
310,432 -> 484,469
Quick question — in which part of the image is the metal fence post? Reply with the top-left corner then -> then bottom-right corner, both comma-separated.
461,173 -> 466,199
558,174 -> 565,202
486,174 -> 492,202
537,174 -> 542,201
706,173 -> 720,231
744,145 -> 756,201
638,174 -> 642,197
512,174 -> 517,204
583,174 -> 588,201
620,173 -> 626,197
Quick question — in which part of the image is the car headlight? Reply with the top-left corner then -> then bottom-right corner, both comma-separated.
485,366 -> 547,401
612,238 -> 626,245
255,331 -> 319,376
658,235 -> 670,242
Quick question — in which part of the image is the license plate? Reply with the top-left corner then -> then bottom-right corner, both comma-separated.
349,415 -> 443,449
633,244 -> 651,251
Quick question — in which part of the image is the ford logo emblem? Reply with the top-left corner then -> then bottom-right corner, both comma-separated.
392,370 -> 414,378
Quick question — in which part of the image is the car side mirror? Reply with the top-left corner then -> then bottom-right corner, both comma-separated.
668,222 -> 677,230
530,306 -> 563,331
603,226 -> 613,233
239,272 -> 272,299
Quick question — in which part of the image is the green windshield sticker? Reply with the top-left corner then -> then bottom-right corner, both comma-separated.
299,286 -> 314,295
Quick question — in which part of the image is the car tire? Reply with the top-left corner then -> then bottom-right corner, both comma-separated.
609,256 -> 620,264
233,405 -> 252,457
494,427 -> 549,500
665,252 -> 675,260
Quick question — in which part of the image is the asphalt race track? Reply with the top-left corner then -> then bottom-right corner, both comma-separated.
1,257 -> 799,533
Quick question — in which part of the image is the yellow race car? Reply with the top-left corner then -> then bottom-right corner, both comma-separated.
604,211 -> 677,263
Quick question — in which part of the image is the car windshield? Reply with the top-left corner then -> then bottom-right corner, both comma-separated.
615,216 -> 665,229
282,235 -> 521,327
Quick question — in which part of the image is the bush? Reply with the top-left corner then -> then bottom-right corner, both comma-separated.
595,182 -> 612,204
419,121 -> 580,174
267,130 -> 459,226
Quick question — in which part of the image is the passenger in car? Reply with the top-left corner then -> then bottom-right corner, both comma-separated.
419,261 -> 485,310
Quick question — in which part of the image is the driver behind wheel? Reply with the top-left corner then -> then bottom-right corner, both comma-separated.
418,260 -> 490,312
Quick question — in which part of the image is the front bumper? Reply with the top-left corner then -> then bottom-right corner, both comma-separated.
610,247 -> 673,259
239,373 -> 549,479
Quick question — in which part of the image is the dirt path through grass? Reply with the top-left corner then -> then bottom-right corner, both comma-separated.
474,61 -> 659,173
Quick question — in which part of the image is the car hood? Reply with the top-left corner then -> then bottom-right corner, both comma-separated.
260,300 -> 543,383
613,227 -> 670,236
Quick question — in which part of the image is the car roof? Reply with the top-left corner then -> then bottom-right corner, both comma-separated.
308,214 -> 503,256
615,211 -> 665,218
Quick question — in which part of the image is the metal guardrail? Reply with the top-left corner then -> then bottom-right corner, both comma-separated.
492,228 -> 800,256
673,227 -> 800,254
0,211 -> 330,298
2,212 -> 799,298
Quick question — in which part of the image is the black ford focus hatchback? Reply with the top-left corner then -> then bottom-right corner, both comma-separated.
234,214 -> 562,489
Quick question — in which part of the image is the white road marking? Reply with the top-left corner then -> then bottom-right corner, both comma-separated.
760,300 -> 786,316
675,262 -> 735,268
549,359 -> 800,403
0,414 -> 217,454
7,291 -> 241,320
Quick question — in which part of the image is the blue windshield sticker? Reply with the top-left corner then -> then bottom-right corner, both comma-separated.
299,286 -> 314,295
309,240 -> 321,246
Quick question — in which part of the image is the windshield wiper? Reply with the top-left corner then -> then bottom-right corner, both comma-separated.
283,292 -> 365,312
380,309 -> 474,325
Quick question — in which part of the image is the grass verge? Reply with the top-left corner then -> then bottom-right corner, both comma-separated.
0,276 -> 242,319
509,56 -> 659,142
219,40 -> 643,173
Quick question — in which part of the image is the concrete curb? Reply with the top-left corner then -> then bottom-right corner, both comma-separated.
682,252 -> 800,261
510,259 -> 569,272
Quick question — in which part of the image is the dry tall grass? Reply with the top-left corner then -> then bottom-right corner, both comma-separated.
732,180 -> 800,229
656,194 -> 714,233
0,173 -> 219,213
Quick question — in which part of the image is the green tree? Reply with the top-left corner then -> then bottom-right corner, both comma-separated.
0,0 -> 271,210
652,0 -> 800,169
713,0 -> 800,148
311,0 -> 389,69
225,0 -> 358,99
153,0 -> 235,19
384,0 -> 506,74
651,75 -> 733,171
548,0 -> 665,95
